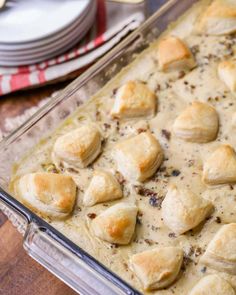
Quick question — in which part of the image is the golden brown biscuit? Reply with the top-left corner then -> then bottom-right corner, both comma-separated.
83,170 -> 123,207
202,144 -> 236,185
130,247 -> 183,290
157,36 -> 196,72
113,131 -> 163,182
189,275 -> 235,295
196,0 -> 236,35
15,172 -> 76,219
52,124 -> 102,169
218,60 -> 236,92
91,203 -> 138,245
162,185 -> 213,235
200,223 -> 236,274
173,101 -> 219,143
110,81 -> 157,119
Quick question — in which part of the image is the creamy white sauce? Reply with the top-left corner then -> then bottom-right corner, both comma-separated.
11,1 -> 236,293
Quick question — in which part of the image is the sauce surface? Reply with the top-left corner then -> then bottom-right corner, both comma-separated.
11,1 -> 236,293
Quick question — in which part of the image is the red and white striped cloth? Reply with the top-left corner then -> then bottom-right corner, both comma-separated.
0,0 -> 145,95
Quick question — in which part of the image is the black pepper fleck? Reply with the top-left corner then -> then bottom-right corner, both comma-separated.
215,216 -> 221,224
112,88 -> 118,96
229,184 -> 234,190
168,232 -> 176,238
110,243 -> 118,249
115,120 -> 120,131
171,169 -> 181,177
194,247 -> 202,257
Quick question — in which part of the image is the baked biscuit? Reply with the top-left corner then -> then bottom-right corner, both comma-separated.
130,247 -> 183,290
173,102 -> 219,143
200,223 -> 236,274
113,132 -> 163,182
162,185 -> 213,235
196,0 -> 236,35
189,275 -> 235,295
218,60 -> 236,92
157,36 -> 195,72
202,144 -> 236,185
52,124 -> 102,169
15,172 -> 76,219
91,203 -> 138,245
110,81 -> 157,119
83,170 -> 123,207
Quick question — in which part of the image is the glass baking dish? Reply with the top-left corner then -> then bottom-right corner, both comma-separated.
0,0 -> 198,294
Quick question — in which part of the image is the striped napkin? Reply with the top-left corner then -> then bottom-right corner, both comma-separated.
0,0 -> 145,95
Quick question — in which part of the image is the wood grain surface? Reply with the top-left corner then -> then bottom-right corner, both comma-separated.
0,213 -> 76,295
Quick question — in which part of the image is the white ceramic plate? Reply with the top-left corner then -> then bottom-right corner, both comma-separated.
0,3 -> 96,66
0,2 -> 96,58
0,0 -> 92,44
0,0 -> 94,50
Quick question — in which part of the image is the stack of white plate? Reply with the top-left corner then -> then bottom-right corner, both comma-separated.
0,0 -> 96,66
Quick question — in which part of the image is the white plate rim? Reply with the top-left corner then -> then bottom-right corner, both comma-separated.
0,3 -> 97,66
0,2 -> 96,56
0,0 -> 93,44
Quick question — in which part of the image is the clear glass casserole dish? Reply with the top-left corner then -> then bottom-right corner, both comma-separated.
0,1 -> 198,294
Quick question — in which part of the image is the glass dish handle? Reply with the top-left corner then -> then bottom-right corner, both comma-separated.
0,199 -> 28,235
23,222 -> 127,295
